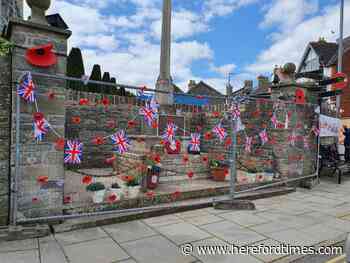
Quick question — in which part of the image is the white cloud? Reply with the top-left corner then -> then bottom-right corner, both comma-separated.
260,0 -> 319,31
210,63 -> 237,77
247,1 -> 350,75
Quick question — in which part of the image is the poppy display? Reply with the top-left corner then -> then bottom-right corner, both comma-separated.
25,43 -> 57,67
295,88 -> 305,104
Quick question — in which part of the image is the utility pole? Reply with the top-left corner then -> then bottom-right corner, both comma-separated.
336,0 -> 344,118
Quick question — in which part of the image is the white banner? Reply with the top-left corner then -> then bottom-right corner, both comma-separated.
319,114 -> 341,137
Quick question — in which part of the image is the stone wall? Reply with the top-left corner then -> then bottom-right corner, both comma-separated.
9,19 -> 71,219
0,55 -> 11,225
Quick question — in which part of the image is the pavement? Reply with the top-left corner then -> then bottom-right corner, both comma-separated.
2,179 -> 350,263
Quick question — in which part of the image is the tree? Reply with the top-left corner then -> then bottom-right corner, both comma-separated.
66,48 -> 85,91
102,72 -> 111,94
88,64 -> 102,93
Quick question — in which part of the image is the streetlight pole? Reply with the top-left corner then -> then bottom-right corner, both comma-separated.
336,0 -> 344,118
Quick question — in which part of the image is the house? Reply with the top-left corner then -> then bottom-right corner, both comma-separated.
298,37 -> 350,119
187,80 -> 225,105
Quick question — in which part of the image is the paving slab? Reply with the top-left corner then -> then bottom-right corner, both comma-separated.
266,229 -> 320,246
183,214 -> 225,226
142,214 -> 185,227
157,222 -> 212,245
298,224 -> 344,244
176,209 -> 212,219
121,235 -> 195,263
218,211 -> 270,227
63,237 -> 130,263
103,221 -> 157,243
39,236 -> 67,263
1,250 -> 39,263
55,227 -> 108,246
248,221 -> 293,235
190,237 -> 262,263
0,238 -> 38,252
200,221 -> 266,245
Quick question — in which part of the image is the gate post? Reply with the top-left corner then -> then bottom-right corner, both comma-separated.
7,17 -> 71,220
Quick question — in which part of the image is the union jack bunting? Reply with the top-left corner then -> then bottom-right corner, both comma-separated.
271,114 -> 278,128
189,133 -> 201,152
162,122 -> 178,142
245,136 -> 252,153
33,118 -> 50,142
231,104 -> 241,120
288,132 -> 297,146
312,126 -> 320,136
259,129 -> 269,145
17,72 -> 36,103
64,140 -> 83,164
212,123 -> 227,142
139,105 -> 157,127
111,130 -> 131,154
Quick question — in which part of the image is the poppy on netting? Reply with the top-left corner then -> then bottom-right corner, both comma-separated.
145,191 -> 156,199
79,98 -> 89,106
137,137 -> 145,143
47,91 -> 55,100
217,154 -> 225,161
224,168 -> 229,177
128,120 -> 136,128
107,120 -> 117,129
152,120 -> 158,129
269,137 -> 277,145
92,136 -> 105,145
171,191 -> 181,201
182,155 -> 189,164
224,137 -> 232,148
153,154 -> 161,164
37,176 -> 49,184
71,116 -> 81,124
204,132 -> 212,140
105,156 -> 116,165
121,175 -> 134,183
196,125 -> 202,132
32,197 -> 40,204
252,110 -> 261,118
202,155 -> 209,163
82,175 -> 93,185
295,88 -> 305,104
55,138 -> 65,151
160,139 -> 165,145
101,98 -> 110,107
63,196 -> 72,204
187,171 -> 194,179
212,111 -> 220,118
108,193 -> 118,204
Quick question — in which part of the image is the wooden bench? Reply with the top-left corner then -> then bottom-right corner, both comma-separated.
319,144 -> 350,184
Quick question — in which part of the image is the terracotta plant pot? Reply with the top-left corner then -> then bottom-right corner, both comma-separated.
211,167 -> 227,182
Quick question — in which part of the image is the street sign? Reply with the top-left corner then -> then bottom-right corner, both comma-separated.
333,72 -> 348,89
320,90 -> 343,98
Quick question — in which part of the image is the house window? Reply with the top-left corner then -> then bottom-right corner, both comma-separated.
301,49 -> 320,73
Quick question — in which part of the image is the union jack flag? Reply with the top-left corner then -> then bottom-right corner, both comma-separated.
259,129 -> 269,145
212,123 -> 227,142
189,133 -> 201,152
137,87 -> 146,97
245,136 -> 252,153
17,72 -> 36,103
149,95 -> 159,113
33,118 -> 50,141
139,105 -> 157,127
64,140 -> 83,164
111,130 -> 131,154
312,126 -> 320,136
162,122 -> 178,142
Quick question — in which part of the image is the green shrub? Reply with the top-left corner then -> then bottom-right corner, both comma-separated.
86,182 -> 105,192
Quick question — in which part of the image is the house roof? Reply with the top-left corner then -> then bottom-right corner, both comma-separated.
172,83 -> 184,94
327,36 -> 350,66
187,81 -> 224,96
309,41 -> 338,65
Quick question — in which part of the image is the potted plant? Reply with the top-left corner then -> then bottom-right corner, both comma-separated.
86,182 -> 106,204
142,157 -> 161,190
109,182 -> 124,200
126,176 -> 141,199
210,160 -> 228,182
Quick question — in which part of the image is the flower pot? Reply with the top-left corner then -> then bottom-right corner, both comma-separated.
128,186 -> 141,199
246,173 -> 257,184
264,173 -> 274,182
211,167 -> 227,182
255,173 -> 266,183
109,188 -> 124,200
146,166 -> 161,190
91,189 -> 106,204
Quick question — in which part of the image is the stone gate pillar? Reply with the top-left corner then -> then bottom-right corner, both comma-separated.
7,18 -> 71,219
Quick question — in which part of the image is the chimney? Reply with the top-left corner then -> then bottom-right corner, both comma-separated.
244,80 -> 253,90
188,80 -> 196,91
257,75 -> 269,90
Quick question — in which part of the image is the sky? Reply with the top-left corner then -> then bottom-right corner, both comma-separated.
24,0 -> 350,94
